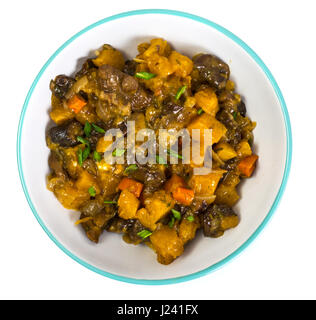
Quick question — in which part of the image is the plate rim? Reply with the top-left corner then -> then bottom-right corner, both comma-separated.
16,9 -> 292,285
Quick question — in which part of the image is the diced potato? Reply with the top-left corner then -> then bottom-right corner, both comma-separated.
50,108 -> 74,125
50,95 -> 75,124
75,170 -> 100,194
194,87 -> 219,116
164,174 -> 186,194
215,184 -> 240,207
92,44 -> 125,70
136,208 -> 156,231
147,53 -> 174,77
150,225 -> 184,265
96,137 -> 113,153
214,142 -> 237,161
144,190 -> 174,223
179,218 -> 199,244
142,38 -> 171,58
169,51 -> 193,78
187,113 -> 227,145
188,169 -> 226,196
53,183 -> 90,210
236,140 -> 252,158
118,189 -> 140,220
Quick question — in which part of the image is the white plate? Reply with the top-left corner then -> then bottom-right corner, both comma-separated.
17,9 -> 292,284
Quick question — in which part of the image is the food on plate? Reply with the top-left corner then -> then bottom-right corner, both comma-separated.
46,38 -> 258,264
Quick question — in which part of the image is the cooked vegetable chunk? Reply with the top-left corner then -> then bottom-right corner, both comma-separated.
118,189 -> 140,220
144,190 -> 174,224
46,38 -> 257,265
150,225 -> 184,265
92,44 -> 125,69
202,204 -> 239,238
193,53 -> 230,90
194,87 -> 219,116
238,154 -> 258,177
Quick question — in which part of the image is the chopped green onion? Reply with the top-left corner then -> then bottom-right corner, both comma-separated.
171,209 -> 181,220
88,186 -> 96,197
92,123 -> 106,134
197,108 -> 204,115
124,164 -> 138,174
187,215 -> 195,222
93,150 -> 102,162
137,229 -> 152,239
112,149 -> 125,157
82,145 -> 90,162
156,155 -> 167,165
233,111 -> 237,120
168,216 -> 175,228
135,72 -> 156,80
84,121 -> 91,137
77,136 -> 89,145
175,85 -> 187,100
104,200 -> 117,204
167,149 -> 183,159
77,148 -> 83,166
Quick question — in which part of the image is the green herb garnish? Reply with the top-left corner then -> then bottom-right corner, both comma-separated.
92,123 -> 106,134
93,150 -> 102,162
175,85 -> 187,100
187,215 -> 195,222
88,186 -> 96,197
167,149 -> 183,159
168,216 -> 175,228
197,108 -> 204,115
77,136 -> 89,146
233,111 -> 237,120
171,209 -> 181,220
82,144 -> 90,162
84,121 -> 91,137
124,164 -> 138,174
112,149 -> 125,157
137,229 -> 152,239
77,148 -> 83,166
104,200 -> 117,204
135,72 -> 156,80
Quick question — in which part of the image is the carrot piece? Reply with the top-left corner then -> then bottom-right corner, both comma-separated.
172,187 -> 195,205
67,95 -> 87,114
118,177 -> 143,198
164,174 -> 186,194
238,154 -> 259,177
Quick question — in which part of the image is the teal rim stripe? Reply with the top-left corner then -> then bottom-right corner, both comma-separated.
16,9 -> 292,285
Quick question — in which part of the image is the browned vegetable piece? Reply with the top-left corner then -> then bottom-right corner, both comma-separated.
202,204 -> 239,238
187,113 -> 227,144
117,189 -> 140,220
194,87 -> 219,116
150,225 -> 184,265
92,44 -> 125,69
48,120 -> 83,148
188,170 -> 226,196
179,217 -> 200,244
144,190 -> 174,225
50,181 -> 90,210
50,75 -> 75,99
79,214 -> 103,243
193,53 -> 230,90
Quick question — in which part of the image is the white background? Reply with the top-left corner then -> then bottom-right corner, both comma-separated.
1,0 -> 315,300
